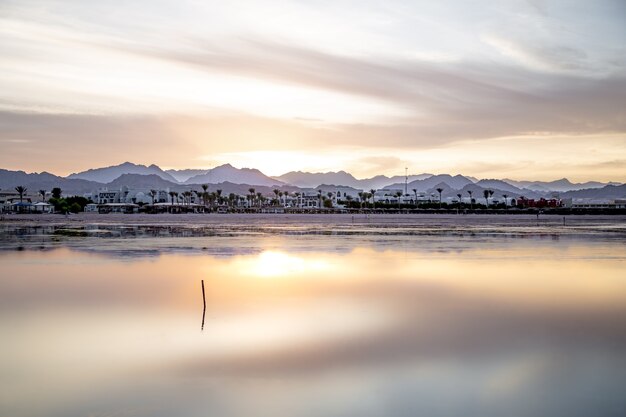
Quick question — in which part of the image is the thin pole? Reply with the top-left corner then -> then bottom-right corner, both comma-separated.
201,279 -> 206,331
404,167 -> 408,197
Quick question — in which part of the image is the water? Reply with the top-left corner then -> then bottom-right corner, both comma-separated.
1,218 -> 625,417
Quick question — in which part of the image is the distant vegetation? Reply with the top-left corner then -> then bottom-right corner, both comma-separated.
47,188 -> 91,214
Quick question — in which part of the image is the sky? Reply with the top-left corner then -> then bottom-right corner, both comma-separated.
0,0 -> 625,181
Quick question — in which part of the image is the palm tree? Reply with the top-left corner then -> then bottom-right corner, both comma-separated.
201,184 -> 209,207
483,189 -> 490,208
273,189 -> 280,205
488,190 -> 494,204
436,187 -> 443,209
413,188 -> 418,207
502,194 -> 509,209
169,191 -> 176,205
457,193 -> 462,209
248,188 -> 256,207
15,186 -> 27,202
317,189 -> 323,208
39,189 -> 46,202
370,189 -> 376,206
149,189 -> 157,205
324,192 -> 332,208
395,191 -> 403,209
467,190 -> 473,210
256,192 -> 262,207
357,191 -> 364,209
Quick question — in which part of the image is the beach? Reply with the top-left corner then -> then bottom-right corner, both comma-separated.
3,211 -> 626,227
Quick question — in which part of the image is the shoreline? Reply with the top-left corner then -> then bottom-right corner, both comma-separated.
2,212 -> 625,226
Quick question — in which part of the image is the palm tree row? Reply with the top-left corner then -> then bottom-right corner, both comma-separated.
11,182 -> 515,212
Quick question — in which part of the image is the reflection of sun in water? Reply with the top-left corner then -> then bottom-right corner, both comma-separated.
248,251 -> 329,278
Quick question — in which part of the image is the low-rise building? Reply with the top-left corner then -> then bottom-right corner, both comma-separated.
84,203 -> 99,213
569,199 -> 626,209
32,202 -> 53,213
97,203 -> 139,214
517,197 -> 562,208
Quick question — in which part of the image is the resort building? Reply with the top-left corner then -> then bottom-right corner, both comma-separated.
373,189 -> 428,205
568,199 -> 626,209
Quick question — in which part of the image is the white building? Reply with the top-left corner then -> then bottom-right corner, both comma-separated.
32,202 -> 53,213
569,199 -> 626,209
374,189 -> 428,204
93,187 -> 176,205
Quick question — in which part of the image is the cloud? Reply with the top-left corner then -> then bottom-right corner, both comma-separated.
482,35 -> 590,73
1,0 -> 625,178
101,37 -> 626,139
2,111 -> 625,181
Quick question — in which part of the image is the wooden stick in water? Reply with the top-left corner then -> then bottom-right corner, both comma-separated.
201,279 -> 206,331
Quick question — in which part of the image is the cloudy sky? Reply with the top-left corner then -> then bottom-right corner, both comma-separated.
1,0 -> 625,181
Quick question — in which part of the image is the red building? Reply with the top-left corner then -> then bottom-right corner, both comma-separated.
516,197 -> 562,208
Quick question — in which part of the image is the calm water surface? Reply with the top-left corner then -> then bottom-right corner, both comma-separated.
1,224 -> 625,417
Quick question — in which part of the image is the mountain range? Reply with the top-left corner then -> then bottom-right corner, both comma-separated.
183,164 -> 283,187
503,178 -> 621,192
164,169 -> 209,183
67,162 -> 179,183
1,162 -> 623,200
273,171 -> 433,190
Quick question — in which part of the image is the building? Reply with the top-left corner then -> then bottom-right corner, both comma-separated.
516,197 -> 562,208
32,202 -> 54,213
93,186 -> 188,206
374,189 -> 427,205
8,201 -> 33,213
84,203 -> 99,213
568,199 -> 626,209
97,203 -> 139,214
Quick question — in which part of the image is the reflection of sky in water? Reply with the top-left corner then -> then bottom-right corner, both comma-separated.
0,236 -> 625,417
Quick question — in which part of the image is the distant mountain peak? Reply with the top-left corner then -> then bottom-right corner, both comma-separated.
67,161 -> 178,183
183,164 -> 283,187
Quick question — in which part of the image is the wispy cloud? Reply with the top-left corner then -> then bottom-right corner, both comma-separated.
0,0 -> 624,179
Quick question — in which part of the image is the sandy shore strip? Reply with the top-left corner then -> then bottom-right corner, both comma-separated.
1,212 -> 625,228
1,213 -> 624,253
